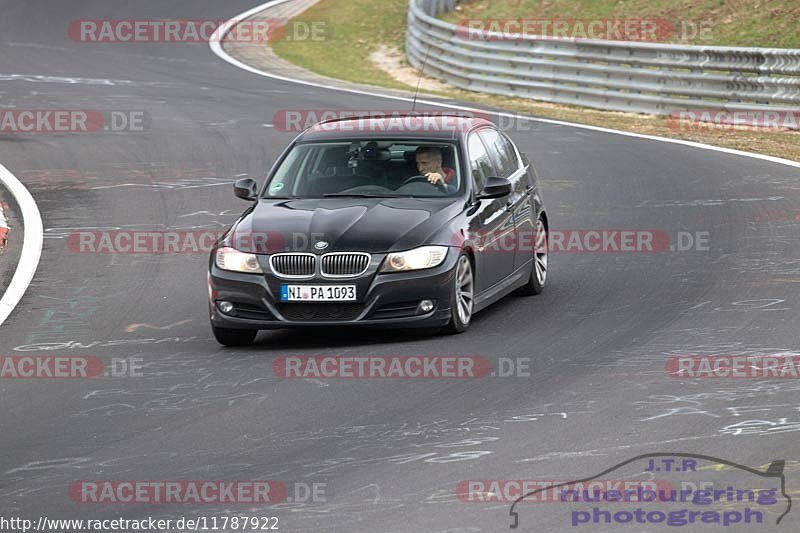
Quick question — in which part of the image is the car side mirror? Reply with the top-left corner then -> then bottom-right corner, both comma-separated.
477,177 -> 512,200
234,178 -> 258,201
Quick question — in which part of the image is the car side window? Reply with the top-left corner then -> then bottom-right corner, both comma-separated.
478,128 -> 518,178
499,131 -> 523,169
467,132 -> 496,191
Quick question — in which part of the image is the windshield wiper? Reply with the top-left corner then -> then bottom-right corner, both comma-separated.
323,193 -> 396,198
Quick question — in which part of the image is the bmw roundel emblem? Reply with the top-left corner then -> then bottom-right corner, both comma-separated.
314,241 -> 329,250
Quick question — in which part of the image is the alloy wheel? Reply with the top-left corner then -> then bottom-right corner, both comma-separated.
455,255 -> 474,324
534,218 -> 548,286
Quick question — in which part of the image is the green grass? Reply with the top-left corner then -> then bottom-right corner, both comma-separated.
270,0 -> 411,90
268,0 -> 800,162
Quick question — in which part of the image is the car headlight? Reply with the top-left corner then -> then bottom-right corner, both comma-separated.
215,247 -> 263,274
380,246 -> 448,272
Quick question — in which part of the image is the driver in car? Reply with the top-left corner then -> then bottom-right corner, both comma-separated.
415,146 -> 456,192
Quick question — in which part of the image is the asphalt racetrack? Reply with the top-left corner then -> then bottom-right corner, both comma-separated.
1,1 -> 799,531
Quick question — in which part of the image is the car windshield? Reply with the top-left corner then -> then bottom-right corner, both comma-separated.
263,140 -> 462,198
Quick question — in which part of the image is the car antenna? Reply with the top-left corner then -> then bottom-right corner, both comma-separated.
410,43 -> 432,115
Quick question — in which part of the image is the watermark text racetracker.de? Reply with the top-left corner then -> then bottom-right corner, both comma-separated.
0,110 -> 146,133
0,356 -> 143,378
273,109 -> 491,132
458,480 -> 672,503
455,18 -> 714,42
667,355 -> 800,379
273,355 -> 532,379
69,479 -> 326,505
68,230 -> 227,254
458,229 -> 710,253
68,229 -> 285,254
668,109 -> 800,132
69,19 -> 330,43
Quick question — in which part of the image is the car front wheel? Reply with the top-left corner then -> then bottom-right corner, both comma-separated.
442,253 -> 474,334
518,216 -> 547,295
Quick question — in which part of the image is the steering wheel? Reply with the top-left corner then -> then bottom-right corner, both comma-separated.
400,174 -> 438,187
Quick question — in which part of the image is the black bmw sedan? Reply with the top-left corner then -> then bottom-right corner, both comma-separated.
208,115 -> 548,346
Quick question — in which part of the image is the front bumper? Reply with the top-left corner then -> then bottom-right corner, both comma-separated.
208,250 -> 458,329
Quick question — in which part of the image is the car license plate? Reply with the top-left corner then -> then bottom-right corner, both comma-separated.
280,285 -> 356,302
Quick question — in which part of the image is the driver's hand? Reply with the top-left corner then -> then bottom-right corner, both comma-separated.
425,172 -> 444,185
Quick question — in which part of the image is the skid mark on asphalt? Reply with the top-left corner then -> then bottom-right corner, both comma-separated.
90,177 -> 232,190
44,222 -> 229,240
178,209 -> 239,218
13,336 -> 205,352
22,286 -> 102,346
6,457 -> 92,474
20,167 -> 229,192
124,319 -> 193,333
638,196 -> 785,208
515,435 -> 717,463
0,73 -> 196,89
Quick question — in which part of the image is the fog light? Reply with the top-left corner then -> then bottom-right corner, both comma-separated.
418,300 -> 435,313
218,301 -> 235,314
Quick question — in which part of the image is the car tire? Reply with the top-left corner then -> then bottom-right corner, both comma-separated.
518,215 -> 548,296
442,253 -> 474,334
212,325 -> 257,347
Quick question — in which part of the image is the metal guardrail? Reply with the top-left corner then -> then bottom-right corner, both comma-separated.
406,0 -> 800,120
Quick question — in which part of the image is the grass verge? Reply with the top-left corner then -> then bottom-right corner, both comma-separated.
269,0 -> 800,162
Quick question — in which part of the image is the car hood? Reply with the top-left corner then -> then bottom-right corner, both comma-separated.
230,197 -> 464,254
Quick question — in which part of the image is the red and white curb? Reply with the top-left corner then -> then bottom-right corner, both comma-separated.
0,204 -> 7,251
0,163 -> 43,326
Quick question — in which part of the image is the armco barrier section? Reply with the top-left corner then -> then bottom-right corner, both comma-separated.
406,0 -> 800,120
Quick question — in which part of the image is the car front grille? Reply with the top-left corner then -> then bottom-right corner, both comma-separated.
269,252 -> 372,278
276,303 -> 364,321
320,253 -> 370,277
270,254 -> 315,278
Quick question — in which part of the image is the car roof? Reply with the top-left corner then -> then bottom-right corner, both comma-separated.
297,114 -> 495,142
